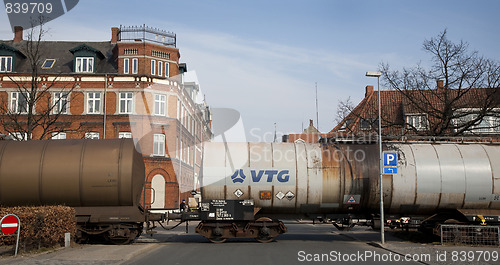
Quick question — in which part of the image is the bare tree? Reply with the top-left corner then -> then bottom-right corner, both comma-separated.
0,20 -> 80,140
335,96 -> 354,124
381,30 -> 500,136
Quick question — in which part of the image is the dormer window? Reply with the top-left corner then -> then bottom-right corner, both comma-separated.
75,57 -> 94,73
0,56 -> 12,72
69,44 -> 104,74
0,43 -> 25,73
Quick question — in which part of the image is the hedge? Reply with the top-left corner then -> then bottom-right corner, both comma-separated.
0,206 -> 76,251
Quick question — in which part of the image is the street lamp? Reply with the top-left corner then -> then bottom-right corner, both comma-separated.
366,71 -> 385,245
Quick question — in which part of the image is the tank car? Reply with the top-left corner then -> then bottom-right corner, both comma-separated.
190,141 -> 500,242
0,138 -> 163,244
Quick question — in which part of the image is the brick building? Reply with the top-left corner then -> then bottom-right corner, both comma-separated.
282,119 -> 326,143
0,25 -> 212,210
329,81 -> 500,140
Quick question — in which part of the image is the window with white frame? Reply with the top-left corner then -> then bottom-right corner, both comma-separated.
11,91 -> 29,113
52,132 -> 66,139
0,56 -> 12,72
454,109 -> 500,133
53,92 -> 68,114
87,92 -> 101,114
151,59 -> 156,75
85,132 -> 99,139
339,119 -> 352,131
153,133 -> 165,156
406,114 -> 428,131
10,132 -> 28,141
154,94 -> 166,116
119,92 -> 133,114
158,61 -> 162,76
123,58 -> 129,74
118,132 -> 132,138
165,62 -> 169,77
75,57 -> 94,73
132,58 -> 138,74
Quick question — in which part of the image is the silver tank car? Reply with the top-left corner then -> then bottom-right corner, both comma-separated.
201,142 -> 500,216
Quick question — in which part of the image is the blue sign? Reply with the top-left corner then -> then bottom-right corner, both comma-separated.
383,167 -> 398,174
231,169 -> 290,183
383,152 -> 397,167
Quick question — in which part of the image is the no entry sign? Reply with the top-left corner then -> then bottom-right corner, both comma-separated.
1,215 -> 19,235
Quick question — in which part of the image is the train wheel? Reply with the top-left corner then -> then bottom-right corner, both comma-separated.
106,236 -> 133,245
209,237 -> 227,243
255,217 -> 274,243
105,228 -> 138,245
256,236 -> 274,243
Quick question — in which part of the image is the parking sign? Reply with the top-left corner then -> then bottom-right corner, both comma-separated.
383,152 -> 397,167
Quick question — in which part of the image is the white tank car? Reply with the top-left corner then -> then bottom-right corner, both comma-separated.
201,142 -> 500,217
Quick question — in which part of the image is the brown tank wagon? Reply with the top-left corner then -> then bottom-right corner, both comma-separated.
0,139 -> 162,244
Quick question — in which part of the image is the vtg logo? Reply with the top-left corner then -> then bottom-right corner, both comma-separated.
231,169 -> 290,183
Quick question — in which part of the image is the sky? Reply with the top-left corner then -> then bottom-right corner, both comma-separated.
1,0 -> 500,142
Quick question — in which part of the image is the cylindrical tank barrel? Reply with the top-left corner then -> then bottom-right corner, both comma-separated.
201,142 -> 500,215
0,139 -> 145,207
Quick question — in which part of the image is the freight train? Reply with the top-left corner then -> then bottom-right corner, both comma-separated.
0,138 -> 163,244
1,138 -> 499,244
187,140 -> 500,242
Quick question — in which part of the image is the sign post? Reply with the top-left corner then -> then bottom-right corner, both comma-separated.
0,214 -> 21,256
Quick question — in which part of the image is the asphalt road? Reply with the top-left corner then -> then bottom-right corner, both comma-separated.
125,221 -> 424,265
2,220 -> 499,265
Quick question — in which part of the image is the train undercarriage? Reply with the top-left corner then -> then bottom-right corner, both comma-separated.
167,199 -> 500,244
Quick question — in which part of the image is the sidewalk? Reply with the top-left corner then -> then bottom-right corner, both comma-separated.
0,225 -> 187,265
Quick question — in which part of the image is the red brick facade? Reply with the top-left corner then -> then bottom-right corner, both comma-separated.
0,26 -> 212,210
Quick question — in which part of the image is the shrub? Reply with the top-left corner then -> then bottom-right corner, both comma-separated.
0,206 -> 76,251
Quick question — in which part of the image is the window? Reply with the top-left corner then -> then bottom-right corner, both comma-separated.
151,59 -> 156,75
118,132 -> 132,138
339,119 -> 353,131
53,92 -> 68,114
87,92 -> 101,114
123,58 -> 129,74
454,110 -> 500,133
11,92 -> 29,113
85,132 -> 99,139
165,62 -> 169,77
52,132 -> 66,140
0,56 -> 12,72
132,58 -> 138,74
360,118 -> 378,130
10,132 -> 28,141
119,92 -> 133,114
75,57 -> 94,73
406,114 -> 428,131
154,94 -> 166,116
153,133 -> 165,156
158,61 -> 162,76
42,59 -> 55,69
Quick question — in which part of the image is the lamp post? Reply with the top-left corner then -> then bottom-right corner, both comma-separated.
366,71 -> 385,245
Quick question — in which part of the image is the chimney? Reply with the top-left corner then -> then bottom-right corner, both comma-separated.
111,27 -> 119,43
436,80 -> 444,91
365,85 -> 374,97
13,26 -> 23,43
309,119 -> 314,127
